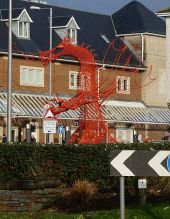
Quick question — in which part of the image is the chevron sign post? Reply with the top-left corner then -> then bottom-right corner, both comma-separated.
110,150 -> 170,219
110,150 -> 170,177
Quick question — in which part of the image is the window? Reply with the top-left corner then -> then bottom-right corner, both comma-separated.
69,71 -> 91,90
123,79 -> 128,91
117,78 -> 122,91
68,29 -> 77,44
116,128 -> 133,143
20,66 -> 44,87
69,71 -> 78,89
116,76 -> 130,94
18,21 -> 30,38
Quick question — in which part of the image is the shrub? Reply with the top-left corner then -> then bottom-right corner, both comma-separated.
0,142 -> 170,193
148,177 -> 170,194
62,179 -> 97,208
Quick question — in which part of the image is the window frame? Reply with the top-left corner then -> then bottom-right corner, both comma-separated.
18,21 -> 30,38
116,76 -> 130,94
68,28 -> 77,44
20,66 -> 44,87
69,71 -> 78,90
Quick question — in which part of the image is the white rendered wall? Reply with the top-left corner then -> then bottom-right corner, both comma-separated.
166,17 -> 170,103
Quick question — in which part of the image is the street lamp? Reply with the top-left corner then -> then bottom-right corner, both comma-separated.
7,0 -> 13,142
30,6 -> 53,144
30,6 -> 53,99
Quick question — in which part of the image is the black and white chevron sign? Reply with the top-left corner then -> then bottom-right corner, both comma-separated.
110,150 -> 170,177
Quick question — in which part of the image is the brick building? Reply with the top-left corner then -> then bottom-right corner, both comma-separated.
0,0 -> 170,143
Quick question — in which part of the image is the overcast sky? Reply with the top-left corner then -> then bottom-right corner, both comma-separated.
46,0 -> 170,15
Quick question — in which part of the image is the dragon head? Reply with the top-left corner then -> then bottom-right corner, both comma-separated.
39,37 -> 71,66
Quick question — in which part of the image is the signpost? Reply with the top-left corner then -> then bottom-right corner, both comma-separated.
43,109 -> 57,142
58,124 -> 65,145
43,119 -> 57,134
58,124 -> 64,134
138,179 -> 147,206
110,150 -> 170,219
138,179 -> 147,189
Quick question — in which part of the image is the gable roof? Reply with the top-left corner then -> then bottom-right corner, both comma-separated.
67,16 -> 80,29
52,16 -> 80,29
112,0 -> 166,35
0,0 -> 147,68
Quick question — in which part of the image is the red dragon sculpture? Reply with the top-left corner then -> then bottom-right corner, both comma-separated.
39,37 -> 154,144
39,37 -> 116,144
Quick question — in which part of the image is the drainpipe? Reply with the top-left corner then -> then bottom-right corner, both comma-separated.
141,34 -> 144,62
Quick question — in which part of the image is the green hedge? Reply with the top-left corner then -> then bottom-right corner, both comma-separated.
0,142 -> 170,191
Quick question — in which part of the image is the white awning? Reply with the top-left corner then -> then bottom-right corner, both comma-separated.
103,105 -> 170,124
0,93 -> 47,118
0,93 -> 170,125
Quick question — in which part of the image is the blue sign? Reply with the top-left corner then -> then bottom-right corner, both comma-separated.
168,155 -> 170,172
58,124 -> 64,134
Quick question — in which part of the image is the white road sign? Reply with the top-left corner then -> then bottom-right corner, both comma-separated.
110,150 -> 170,176
138,179 -> 147,189
43,120 -> 57,134
148,151 -> 170,176
111,150 -> 135,176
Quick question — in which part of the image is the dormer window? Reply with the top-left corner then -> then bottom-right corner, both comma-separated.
53,16 -> 80,44
0,8 -> 33,39
68,28 -> 77,44
18,21 -> 30,38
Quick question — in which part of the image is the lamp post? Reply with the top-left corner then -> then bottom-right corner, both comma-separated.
7,0 -> 12,142
30,6 -> 53,99
30,6 -> 53,144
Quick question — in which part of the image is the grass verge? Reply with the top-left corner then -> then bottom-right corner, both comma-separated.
0,203 -> 169,219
